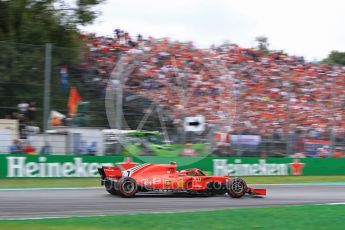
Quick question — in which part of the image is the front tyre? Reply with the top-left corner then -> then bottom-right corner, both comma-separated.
226,178 -> 247,198
117,177 -> 138,198
105,179 -> 118,195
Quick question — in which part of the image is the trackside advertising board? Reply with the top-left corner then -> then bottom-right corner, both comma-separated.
1,155 -> 124,178
0,155 -> 344,178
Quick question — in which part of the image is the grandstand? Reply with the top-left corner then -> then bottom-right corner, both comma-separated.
1,30 -> 344,157
77,30 -> 345,157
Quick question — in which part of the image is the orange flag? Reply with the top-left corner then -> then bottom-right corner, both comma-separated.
68,87 -> 81,117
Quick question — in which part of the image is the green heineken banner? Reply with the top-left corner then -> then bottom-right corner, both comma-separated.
0,155 -> 344,178
0,155 -> 124,178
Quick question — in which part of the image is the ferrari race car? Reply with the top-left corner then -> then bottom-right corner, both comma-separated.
98,159 -> 266,198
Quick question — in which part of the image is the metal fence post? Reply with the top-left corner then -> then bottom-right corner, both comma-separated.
43,43 -> 52,133
330,72 -> 337,153
286,78 -> 292,156
114,62 -> 123,155
115,76 -> 123,131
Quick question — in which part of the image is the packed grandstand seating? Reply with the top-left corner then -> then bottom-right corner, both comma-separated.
78,30 -> 345,145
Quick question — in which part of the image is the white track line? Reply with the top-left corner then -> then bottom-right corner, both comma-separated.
0,187 -> 102,191
251,183 -> 345,186
1,183 -> 345,191
323,202 -> 345,205
0,208 -> 235,220
3,203 -> 345,221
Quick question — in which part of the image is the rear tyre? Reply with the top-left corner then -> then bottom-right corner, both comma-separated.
105,180 -> 118,195
117,177 -> 138,198
226,178 -> 247,198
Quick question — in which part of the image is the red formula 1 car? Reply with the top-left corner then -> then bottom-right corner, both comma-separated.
98,159 -> 266,198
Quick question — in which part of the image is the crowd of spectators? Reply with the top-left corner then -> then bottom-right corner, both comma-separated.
9,139 -> 36,154
79,30 -> 345,148
3,101 -> 38,139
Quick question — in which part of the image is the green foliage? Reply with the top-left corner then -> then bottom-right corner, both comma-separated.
255,36 -> 269,53
0,0 -> 105,42
0,0 -> 104,125
322,50 -> 345,65
76,0 -> 104,25
1,205 -> 345,230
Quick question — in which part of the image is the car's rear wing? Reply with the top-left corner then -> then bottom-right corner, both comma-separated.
98,158 -> 139,180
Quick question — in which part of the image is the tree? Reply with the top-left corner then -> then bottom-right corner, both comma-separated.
0,0 -> 104,124
255,36 -> 269,53
0,0 -> 104,44
322,51 -> 345,65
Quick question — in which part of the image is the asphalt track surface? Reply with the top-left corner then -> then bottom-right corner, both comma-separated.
1,184 -> 345,219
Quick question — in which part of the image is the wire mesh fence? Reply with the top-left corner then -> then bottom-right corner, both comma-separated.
0,38 -> 344,157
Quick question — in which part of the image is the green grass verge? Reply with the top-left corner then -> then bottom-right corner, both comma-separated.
0,175 -> 345,188
241,175 -> 345,184
0,178 -> 100,188
1,204 -> 344,230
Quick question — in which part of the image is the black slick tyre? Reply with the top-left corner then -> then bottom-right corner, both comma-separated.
226,178 -> 247,198
105,179 -> 118,195
117,177 -> 138,198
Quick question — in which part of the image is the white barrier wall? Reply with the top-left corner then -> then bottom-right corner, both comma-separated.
28,134 -> 68,154
0,119 -> 19,153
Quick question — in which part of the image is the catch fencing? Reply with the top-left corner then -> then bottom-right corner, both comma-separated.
0,40 -> 344,157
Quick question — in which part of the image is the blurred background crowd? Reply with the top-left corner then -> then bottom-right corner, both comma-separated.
1,30 -> 345,158
0,0 -> 344,158
78,30 -> 345,146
